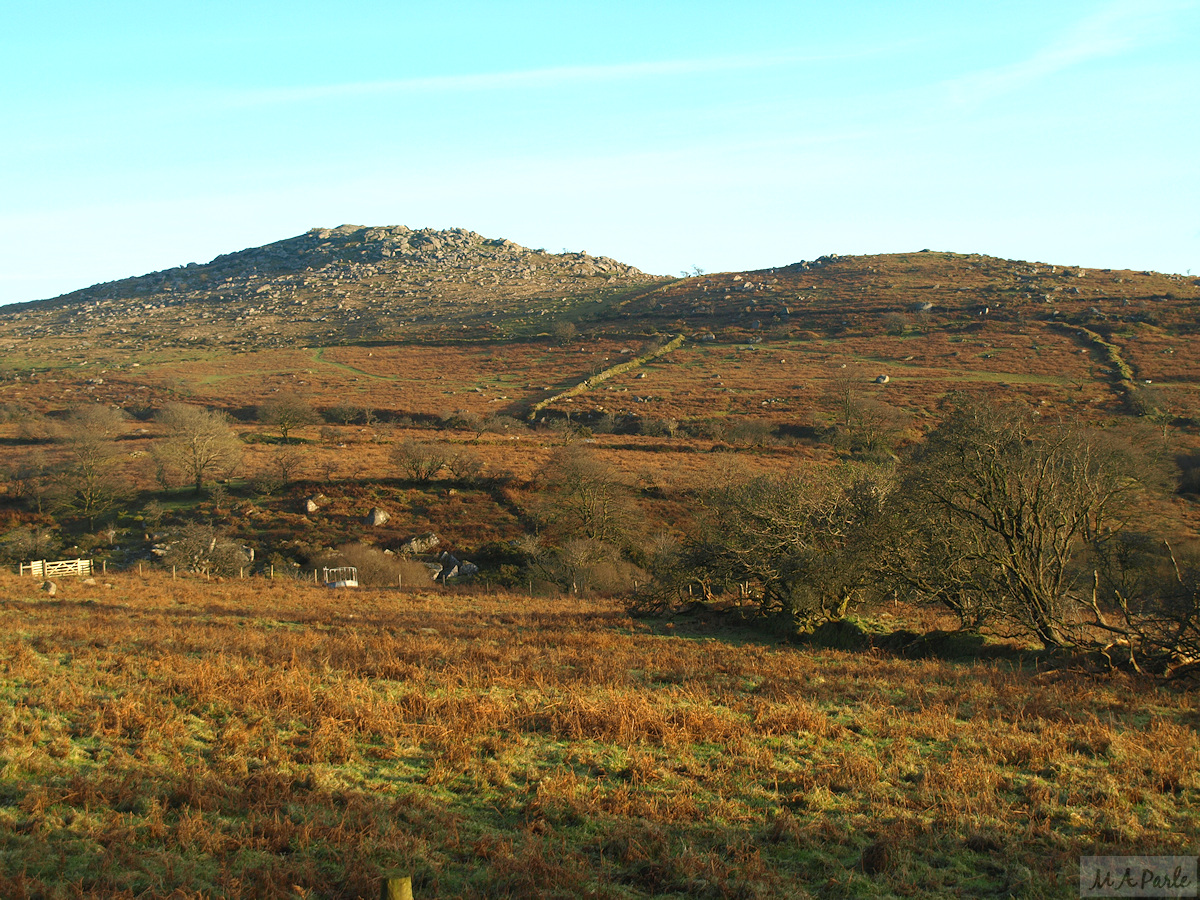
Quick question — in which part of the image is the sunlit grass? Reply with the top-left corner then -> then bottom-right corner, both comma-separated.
1,572 -> 1196,898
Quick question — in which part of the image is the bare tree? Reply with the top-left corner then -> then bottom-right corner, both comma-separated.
53,405 -> 128,526
5,453 -> 54,514
534,444 -> 637,547
445,446 -> 485,484
327,402 -> 363,427
390,438 -> 448,482
0,525 -> 61,564
682,464 -> 888,624
896,398 -> 1136,647
258,393 -> 318,443
271,445 -> 308,487
154,403 -> 243,494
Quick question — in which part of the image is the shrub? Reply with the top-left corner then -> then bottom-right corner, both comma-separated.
0,526 -> 61,564
158,524 -> 250,576
312,543 -> 431,588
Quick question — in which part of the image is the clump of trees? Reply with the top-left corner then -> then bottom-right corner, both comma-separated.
647,395 -> 1199,678
157,523 -> 250,576
659,465 -> 885,625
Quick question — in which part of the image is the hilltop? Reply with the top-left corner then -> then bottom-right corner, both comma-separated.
4,227 -> 1198,359
0,225 -> 665,350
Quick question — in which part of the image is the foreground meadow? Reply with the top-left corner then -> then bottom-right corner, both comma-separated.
1,572 -> 1197,898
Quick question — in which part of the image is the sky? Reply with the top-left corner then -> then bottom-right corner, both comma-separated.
2,0 -> 1198,306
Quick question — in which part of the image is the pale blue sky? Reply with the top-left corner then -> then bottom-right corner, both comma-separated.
2,0 -> 1198,305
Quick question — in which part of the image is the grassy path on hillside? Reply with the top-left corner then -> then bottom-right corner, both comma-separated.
312,347 -> 396,381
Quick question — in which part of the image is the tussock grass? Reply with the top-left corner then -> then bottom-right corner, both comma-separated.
1,572 -> 1197,897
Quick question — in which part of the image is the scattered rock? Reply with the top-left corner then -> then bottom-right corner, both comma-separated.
874,375 -> 890,384
41,581 -> 56,595
400,533 -> 440,554
366,507 -> 390,526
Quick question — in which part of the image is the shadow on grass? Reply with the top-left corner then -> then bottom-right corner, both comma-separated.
651,602 -> 1057,668
796,618 -> 1053,667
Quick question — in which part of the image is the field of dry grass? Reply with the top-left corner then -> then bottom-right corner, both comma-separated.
1,571 -> 1197,898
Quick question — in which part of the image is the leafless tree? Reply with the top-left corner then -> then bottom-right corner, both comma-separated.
445,447 -> 485,484
154,403 -> 243,494
895,398 -> 1136,647
271,445 -> 308,487
534,444 -> 637,547
390,438 -> 448,482
681,464 -> 890,624
258,393 -> 318,443
53,405 -> 128,526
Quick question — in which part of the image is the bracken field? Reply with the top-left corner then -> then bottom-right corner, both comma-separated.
1,571 -> 1198,899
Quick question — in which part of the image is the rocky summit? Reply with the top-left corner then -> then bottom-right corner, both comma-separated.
2,225 -> 665,349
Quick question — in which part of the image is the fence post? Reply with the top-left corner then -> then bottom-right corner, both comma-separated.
379,876 -> 413,900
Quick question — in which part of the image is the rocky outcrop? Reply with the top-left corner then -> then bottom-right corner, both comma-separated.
3,225 -> 665,350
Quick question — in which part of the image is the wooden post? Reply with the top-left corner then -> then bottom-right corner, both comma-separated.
172,566 -> 176,579
102,560 -> 106,574
379,876 -> 413,900
138,562 -> 142,576
270,565 -> 274,580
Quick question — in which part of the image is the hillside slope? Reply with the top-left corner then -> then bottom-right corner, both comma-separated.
1,231 -> 1198,433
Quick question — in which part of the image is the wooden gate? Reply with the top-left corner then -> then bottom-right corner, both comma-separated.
19,559 -> 93,578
